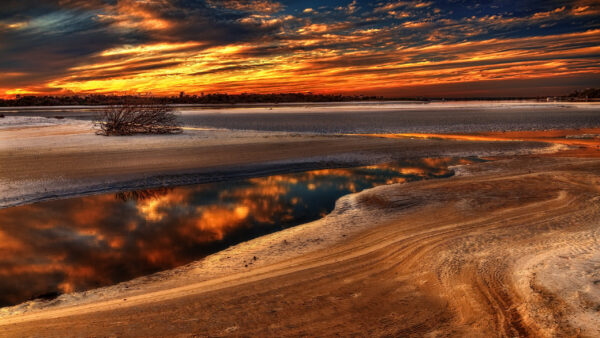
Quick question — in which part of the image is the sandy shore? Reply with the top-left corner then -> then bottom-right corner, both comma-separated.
0,117 -> 547,208
1,156 -> 599,337
1,117 -> 599,336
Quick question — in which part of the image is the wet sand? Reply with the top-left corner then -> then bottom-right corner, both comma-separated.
1,116 -> 600,336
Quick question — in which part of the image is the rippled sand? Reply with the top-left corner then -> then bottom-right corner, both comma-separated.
1,156 -> 599,336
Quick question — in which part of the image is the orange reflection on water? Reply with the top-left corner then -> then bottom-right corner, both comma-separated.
355,132 -> 515,142
479,128 -> 600,157
192,205 -> 251,241
0,230 -> 23,252
0,157 -> 477,307
357,128 -> 600,158
136,191 -> 188,221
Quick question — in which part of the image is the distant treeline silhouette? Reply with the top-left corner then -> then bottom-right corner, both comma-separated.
567,88 -> 600,99
0,93 -> 385,106
1,89 -> 597,106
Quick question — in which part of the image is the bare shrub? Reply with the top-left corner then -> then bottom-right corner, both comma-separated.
94,102 -> 182,136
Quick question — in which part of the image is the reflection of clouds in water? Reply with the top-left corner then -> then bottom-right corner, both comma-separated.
0,157 -> 478,306
136,192 -> 187,221
175,205 -> 251,242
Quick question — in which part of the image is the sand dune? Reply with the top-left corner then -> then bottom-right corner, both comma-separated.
1,156 -> 599,336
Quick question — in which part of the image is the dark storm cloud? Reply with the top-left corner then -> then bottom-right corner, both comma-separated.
151,0 -> 283,43
0,0 -> 285,89
0,1 -> 143,87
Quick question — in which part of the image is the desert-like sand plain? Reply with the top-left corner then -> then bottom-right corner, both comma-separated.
1,103 -> 599,337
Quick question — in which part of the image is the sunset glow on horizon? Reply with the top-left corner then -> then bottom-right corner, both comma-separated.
1,0 -> 599,98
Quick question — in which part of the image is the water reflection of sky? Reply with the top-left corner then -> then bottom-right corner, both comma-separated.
0,157 -> 479,307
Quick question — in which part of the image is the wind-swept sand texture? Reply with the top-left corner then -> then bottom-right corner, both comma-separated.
1,156 -> 599,337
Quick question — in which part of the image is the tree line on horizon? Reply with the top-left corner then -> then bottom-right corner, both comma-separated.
0,93 -> 385,106
1,89 -> 597,106
567,88 -> 600,99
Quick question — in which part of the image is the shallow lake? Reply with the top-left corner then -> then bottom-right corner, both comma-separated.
2,101 -> 599,134
0,157 -> 480,307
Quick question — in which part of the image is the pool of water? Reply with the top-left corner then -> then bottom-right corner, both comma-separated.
0,157 -> 480,307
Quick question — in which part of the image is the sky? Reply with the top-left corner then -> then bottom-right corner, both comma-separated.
0,0 -> 599,98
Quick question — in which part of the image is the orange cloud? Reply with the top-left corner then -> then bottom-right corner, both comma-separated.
1,1 -> 598,98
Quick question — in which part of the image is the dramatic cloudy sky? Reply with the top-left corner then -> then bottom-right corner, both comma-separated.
0,0 -> 598,97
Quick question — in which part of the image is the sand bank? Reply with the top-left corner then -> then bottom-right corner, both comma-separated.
0,117 -> 547,208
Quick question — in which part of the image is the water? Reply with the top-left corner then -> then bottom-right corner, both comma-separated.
178,102 -> 600,134
1,101 -> 599,134
0,157 -> 480,307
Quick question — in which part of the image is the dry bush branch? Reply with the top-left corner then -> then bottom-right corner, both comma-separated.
94,102 -> 182,136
